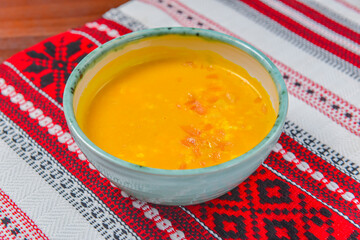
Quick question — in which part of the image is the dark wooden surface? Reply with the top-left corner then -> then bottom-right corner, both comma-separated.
0,0 -> 129,62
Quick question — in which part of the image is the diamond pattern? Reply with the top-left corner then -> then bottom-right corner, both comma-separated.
187,167 -> 359,239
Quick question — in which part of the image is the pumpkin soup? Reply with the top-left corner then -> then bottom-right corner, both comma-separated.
76,46 -> 276,170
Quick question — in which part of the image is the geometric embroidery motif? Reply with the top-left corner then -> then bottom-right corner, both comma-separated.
8,34 -> 96,104
187,168 -> 359,240
257,179 -> 292,204
264,219 -> 298,240
213,213 -> 246,239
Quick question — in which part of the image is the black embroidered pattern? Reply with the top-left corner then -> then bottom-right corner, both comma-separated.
21,35 -> 95,104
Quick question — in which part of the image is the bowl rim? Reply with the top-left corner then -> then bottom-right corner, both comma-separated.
63,27 -> 288,176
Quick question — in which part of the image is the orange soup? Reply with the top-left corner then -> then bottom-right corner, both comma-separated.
76,46 -> 276,170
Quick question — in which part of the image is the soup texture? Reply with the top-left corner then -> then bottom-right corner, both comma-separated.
77,46 -> 276,170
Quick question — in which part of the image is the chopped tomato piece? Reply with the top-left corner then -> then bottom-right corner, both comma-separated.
217,141 -> 232,151
254,97 -> 262,103
206,95 -> 220,104
179,163 -> 187,170
181,137 -> 196,147
215,129 -> 225,137
208,85 -> 222,91
206,74 -> 219,79
190,100 -> 207,115
193,147 -> 202,157
203,124 -> 213,131
181,125 -> 201,136
262,104 -> 268,114
210,152 -> 221,160
225,92 -> 235,103
185,93 -> 207,115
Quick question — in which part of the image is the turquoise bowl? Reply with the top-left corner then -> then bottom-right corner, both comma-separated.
63,27 -> 288,206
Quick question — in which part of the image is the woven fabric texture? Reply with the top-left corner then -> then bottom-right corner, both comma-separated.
0,0 -> 359,239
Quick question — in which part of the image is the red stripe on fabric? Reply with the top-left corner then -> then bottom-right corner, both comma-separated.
240,0 -> 360,68
0,187 -> 49,240
77,18 -> 132,44
0,65 -> 68,131
278,0 -> 360,43
141,0 -> 360,137
97,18 -> 133,35
335,0 -> 360,14
278,134 -> 360,196
155,206 -> 219,240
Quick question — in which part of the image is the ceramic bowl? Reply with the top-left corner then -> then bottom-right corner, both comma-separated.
63,27 -> 288,206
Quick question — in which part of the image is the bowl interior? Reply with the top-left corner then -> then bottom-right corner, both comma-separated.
65,28 -> 287,175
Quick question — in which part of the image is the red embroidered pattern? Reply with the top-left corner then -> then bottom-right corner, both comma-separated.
0,188 -> 49,240
187,166 -> 359,240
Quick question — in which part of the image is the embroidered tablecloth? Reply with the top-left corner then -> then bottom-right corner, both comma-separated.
0,0 -> 359,239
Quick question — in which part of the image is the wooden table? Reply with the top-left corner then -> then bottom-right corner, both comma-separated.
0,0 -> 128,62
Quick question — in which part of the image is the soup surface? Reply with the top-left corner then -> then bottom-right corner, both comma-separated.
77,46 -> 276,169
